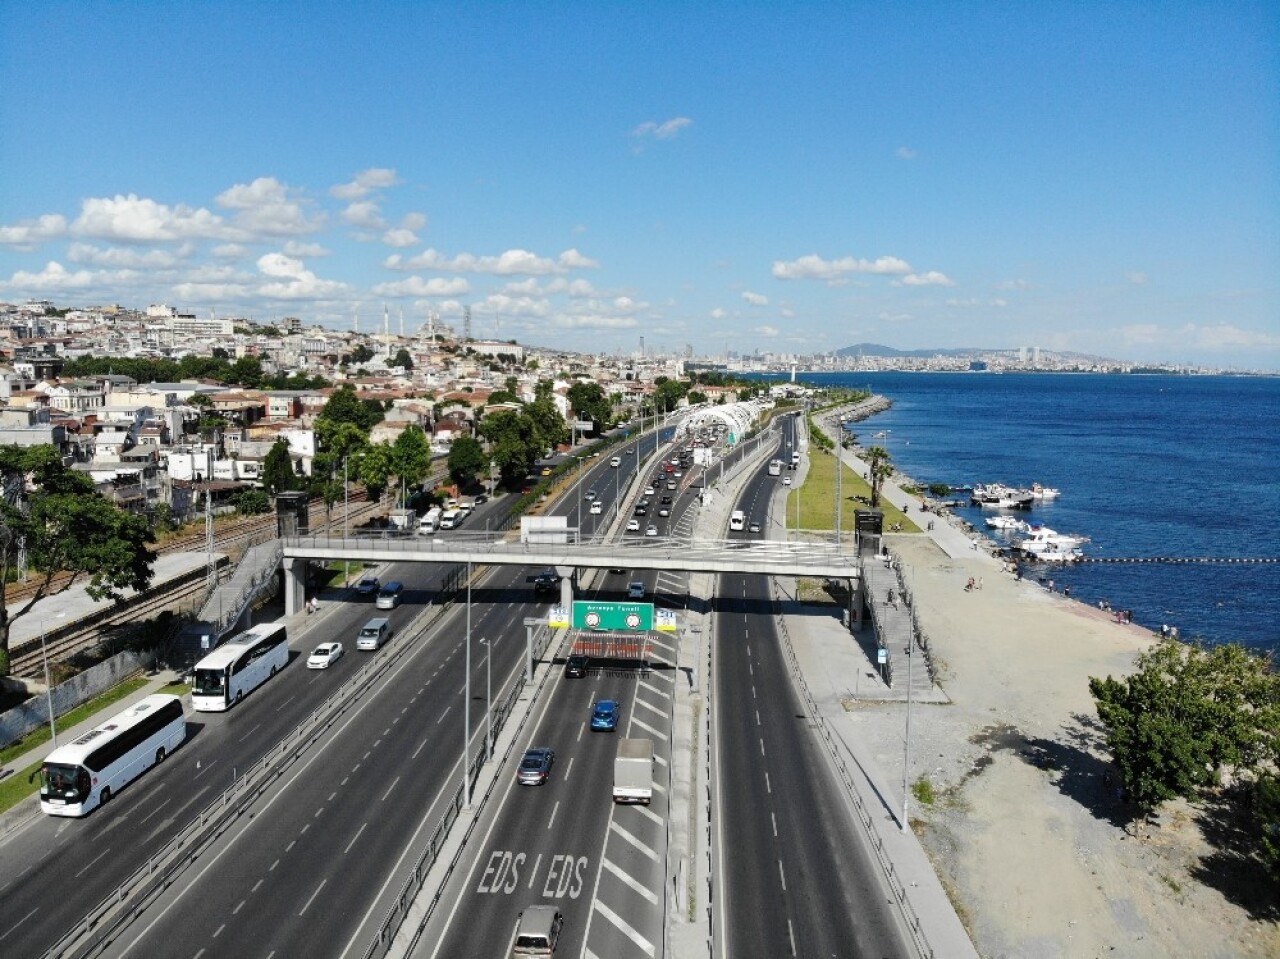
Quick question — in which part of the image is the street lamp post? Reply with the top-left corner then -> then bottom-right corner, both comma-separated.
343,456 -> 349,542
463,560 -> 472,807
40,618 -> 61,746
902,637 -> 914,832
481,636 -> 493,759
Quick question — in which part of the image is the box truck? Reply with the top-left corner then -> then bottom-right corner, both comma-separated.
613,738 -> 653,804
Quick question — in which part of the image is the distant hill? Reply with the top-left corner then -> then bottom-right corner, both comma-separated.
834,342 -> 997,359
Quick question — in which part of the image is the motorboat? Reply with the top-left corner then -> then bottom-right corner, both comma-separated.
1018,525 -> 1088,561
971,484 -> 1034,510
985,516 -> 1029,532
1030,483 -> 1061,499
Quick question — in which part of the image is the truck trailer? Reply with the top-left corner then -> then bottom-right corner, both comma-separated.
612,738 -> 653,804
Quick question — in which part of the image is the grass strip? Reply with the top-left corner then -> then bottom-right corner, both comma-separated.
0,676 -> 150,767
790,443 -> 919,534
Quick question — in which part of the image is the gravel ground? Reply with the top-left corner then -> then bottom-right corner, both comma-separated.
847,534 -> 1280,959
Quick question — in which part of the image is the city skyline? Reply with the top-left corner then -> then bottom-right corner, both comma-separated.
1,2 -> 1277,369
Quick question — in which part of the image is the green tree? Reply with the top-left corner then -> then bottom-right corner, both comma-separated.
231,488 -> 271,515
448,435 -> 488,489
389,347 -> 414,370
1089,640 -> 1280,815
358,443 -> 395,503
526,396 -> 567,453
228,355 -> 264,388
865,446 -> 892,507
1254,775 -> 1280,874
0,446 -> 156,674
346,344 -> 375,365
316,385 -> 382,432
566,382 -> 610,432
260,439 -> 299,496
480,409 -> 538,485
390,425 -> 432,502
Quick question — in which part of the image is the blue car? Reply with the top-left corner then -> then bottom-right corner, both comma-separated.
590,699 -> 619,732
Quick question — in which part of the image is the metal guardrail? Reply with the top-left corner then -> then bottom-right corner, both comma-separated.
770,590 -> 936,959
43,599 -> 455,959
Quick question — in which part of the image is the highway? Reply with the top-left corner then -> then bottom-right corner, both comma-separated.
56,435 -> 662,959
713,416 -> 911,958
416,437 -> 701,957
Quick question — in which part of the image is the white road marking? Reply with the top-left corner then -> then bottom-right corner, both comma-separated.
592,898 -> 655,957
436,705 -> 451,724
298,878 -> 326,916
74,847 -> 111,879
636,680 -> 669,700
601,857 -> 659,904
0,907 -> 39,943
547,801 -> 560,830
630,716 -> 669,742
344,822 -> 368,854
634,698 -> 666,718
609,821 -> 659,862
778,859 -> 787,891
632,803 -> 664,826
564,757 -> 574,781
380,776 -> 401,801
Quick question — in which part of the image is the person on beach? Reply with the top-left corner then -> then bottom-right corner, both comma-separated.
965,577 -> 975,592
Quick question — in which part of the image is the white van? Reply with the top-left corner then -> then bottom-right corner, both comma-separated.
729,510 -> 746,532
439,508 -> 463,529
356,618 -> 392,651
610,456 -> 622,467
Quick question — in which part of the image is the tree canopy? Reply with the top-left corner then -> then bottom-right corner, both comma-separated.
447,435 -> 488,489
0,445 -> 157,674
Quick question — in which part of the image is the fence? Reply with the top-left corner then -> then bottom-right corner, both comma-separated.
0,650 -> 151,749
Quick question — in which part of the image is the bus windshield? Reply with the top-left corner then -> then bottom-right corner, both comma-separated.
192,668 -> 227,697
41,763 -> 90,803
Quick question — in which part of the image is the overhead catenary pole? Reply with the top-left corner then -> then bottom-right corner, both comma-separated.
464,560 -> 472,807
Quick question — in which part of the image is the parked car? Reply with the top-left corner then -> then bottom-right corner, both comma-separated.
517,747 -> 555,785
354,576 -> 380,598
564,655 -> 589,679
591,700 -> 620,731
306,642 -> 344,669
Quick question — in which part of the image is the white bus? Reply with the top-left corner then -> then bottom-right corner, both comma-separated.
191,622 -> 289,712
38,694 -> 186,817
767,459 -> 783,476
729,510 -> 746,532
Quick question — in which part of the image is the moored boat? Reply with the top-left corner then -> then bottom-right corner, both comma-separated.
1017,524 -> 1088,561
971,483 -> 1035,510
1030,483 -> 1061,499
985,516 -> 1029,532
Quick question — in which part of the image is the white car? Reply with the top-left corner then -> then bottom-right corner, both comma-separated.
590,500 -> 603,514
610,457 -> 622,467
626,518 -> 641,532
658,506 -> 670,517
585,489 -> 597,501
644,485 -> 656,495
645,524 -> 659,537
307,642 -> 344,669
783,476 -> 792,486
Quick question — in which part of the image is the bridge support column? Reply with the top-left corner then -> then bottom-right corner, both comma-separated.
556,566 -> 576,612
282,557 -> 305,616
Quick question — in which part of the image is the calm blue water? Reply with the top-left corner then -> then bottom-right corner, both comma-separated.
796,372 -> 1280,654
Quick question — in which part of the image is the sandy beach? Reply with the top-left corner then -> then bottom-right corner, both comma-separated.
847,530 -> 1279,958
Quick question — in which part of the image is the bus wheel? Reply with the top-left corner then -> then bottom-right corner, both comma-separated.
236,690 -> 243,704
100,787 -> 111,805
156,747 -> 166,764
270,666 -> 277,677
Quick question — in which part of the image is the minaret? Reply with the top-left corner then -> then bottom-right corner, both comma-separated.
353,307 -> 359,333
399,307 -> 404,338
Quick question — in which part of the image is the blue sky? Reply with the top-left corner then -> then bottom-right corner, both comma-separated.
2,1 -> 1277,368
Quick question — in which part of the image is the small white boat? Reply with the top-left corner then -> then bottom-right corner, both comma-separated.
971,484 -> 1034,510
1030,483 -> 1061,499
985,516 -> 1028,532
1018,525 -> 1088,561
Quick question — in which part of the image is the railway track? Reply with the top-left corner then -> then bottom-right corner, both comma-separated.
5,493 -> 385,679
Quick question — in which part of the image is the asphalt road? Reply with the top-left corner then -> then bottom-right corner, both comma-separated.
48,435 -> 659,959
713,417 -> 912,959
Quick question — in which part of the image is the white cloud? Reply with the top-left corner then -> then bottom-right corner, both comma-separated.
371,276 -> 471,297
632,117 -> 693,140
401,212 -> 427,231
66,242 -> 194,268
753,325 -> 779,337
742,290 -> 769,306
896,146 -> 917,160
550,314 -> 640,330
386,247 -> 567,276
2,261 -> 97,290
997,278 -> 1031,291
72,194 -> 237,242
254,252 -> 348,299
1126,271 -> 1149,285
330,167 -> 400,200
709,307 -> 726,319
381,228 -> 420,248
342,201 -> 386,230
1119,322 -> 1280,352
772,254 -> 913,281
283,240 -> 330,257
212,243 -> 251,258
477,293 -> 552,317
897,271 -> 955,287
172,280 -> 252,301
0,213 -> 68,246
558,248 -> 599,269
216,177 -> 323,236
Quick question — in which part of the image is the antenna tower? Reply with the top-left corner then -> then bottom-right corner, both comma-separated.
463,306 -> 472,344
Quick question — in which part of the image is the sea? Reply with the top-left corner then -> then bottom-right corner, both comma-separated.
789,372 -> 1280,656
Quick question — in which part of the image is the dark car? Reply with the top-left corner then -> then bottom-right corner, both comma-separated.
532,571 -> 559,595
564,655 -> 589,678
354,576 -> 380,598
660,495 -> 673,505
590,700 -> 619,731
517,747 -> 555,786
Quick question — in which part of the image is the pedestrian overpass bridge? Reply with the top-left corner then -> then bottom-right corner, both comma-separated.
279,531 -> 862,615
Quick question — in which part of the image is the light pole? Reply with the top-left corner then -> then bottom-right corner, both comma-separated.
480,636 -> 493,759
40,614 -> 64,746
343,456 -> 349,542
902,636 -> 914,832
463,560 -> 472,807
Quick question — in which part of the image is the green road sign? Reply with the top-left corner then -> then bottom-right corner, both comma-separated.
572,600 -> 654,631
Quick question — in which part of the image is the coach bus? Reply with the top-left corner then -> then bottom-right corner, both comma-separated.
767,459 -> 783,476
191,622 -> 289,712
37,694 -> 186,816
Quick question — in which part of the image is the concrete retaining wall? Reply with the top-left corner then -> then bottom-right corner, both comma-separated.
0,650 -> 153,749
